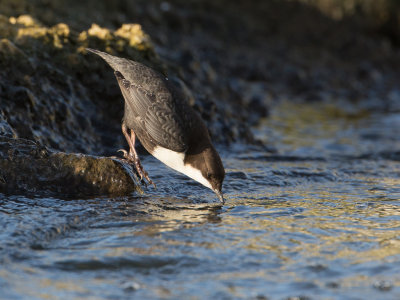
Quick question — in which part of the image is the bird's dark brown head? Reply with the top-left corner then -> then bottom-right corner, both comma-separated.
186,145 -> 225,203
204,153 -> 225,197
208,172 -> 225,204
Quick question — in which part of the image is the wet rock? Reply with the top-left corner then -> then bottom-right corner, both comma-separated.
0,112 -> 16,138
0,137 -> 141,197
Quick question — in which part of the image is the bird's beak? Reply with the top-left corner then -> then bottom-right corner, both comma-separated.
214,190 -> 225,204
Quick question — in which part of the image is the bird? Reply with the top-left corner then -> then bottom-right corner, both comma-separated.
86,48 -> 225,203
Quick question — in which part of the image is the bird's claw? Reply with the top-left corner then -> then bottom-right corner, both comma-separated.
117,149 -> 130,159
117,148 -> 156,188
141,169 -> 156,188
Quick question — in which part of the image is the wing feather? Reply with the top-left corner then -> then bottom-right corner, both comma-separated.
114,71 -> 188,152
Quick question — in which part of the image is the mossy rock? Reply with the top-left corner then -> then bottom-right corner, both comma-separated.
0,136 -> 142,197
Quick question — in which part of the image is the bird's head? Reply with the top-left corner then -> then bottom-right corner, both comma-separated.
207,171 -> 225,204
199,146 -> 225,204
185,146 -> 225,204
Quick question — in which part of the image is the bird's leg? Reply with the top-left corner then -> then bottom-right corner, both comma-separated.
127,129 -> 156,187
119,123 -> 156,187
120,123 -> 135,161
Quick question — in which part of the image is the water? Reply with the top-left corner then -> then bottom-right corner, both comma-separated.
1,102 -> 400,299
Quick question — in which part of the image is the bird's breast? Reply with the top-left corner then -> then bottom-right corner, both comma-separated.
151,146 -> 212,190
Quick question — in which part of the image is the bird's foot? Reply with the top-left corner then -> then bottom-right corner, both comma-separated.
117,149 -> 156,188
117,149 -> 132,161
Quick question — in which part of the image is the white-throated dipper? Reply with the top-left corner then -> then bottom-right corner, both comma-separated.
87,48 -> 225,203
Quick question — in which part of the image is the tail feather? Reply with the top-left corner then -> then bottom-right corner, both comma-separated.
86,48 -> 122,70
86,48 -> 108,58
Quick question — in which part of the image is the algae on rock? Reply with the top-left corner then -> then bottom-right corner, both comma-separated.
0,136 -> 141,197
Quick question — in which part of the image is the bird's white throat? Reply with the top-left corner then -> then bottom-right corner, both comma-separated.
151,146 -> 212,190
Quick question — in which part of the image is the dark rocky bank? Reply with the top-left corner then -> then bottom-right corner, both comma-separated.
1,0 -> 400,197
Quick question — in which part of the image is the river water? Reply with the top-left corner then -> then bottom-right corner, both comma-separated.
1,102 -> 399,299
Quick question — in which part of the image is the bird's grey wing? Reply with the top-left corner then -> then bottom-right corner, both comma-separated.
114,71 -> 188,152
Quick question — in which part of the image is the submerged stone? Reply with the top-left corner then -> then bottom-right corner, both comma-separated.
0,137 -> 141,198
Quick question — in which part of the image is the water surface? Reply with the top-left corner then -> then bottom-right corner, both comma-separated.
1,102 -> 400,299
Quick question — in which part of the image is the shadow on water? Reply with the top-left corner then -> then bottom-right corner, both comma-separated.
1,101 -> 400,299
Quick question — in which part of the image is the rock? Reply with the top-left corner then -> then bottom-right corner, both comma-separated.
0,136 -> 141,197
0,112 -> 17,138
